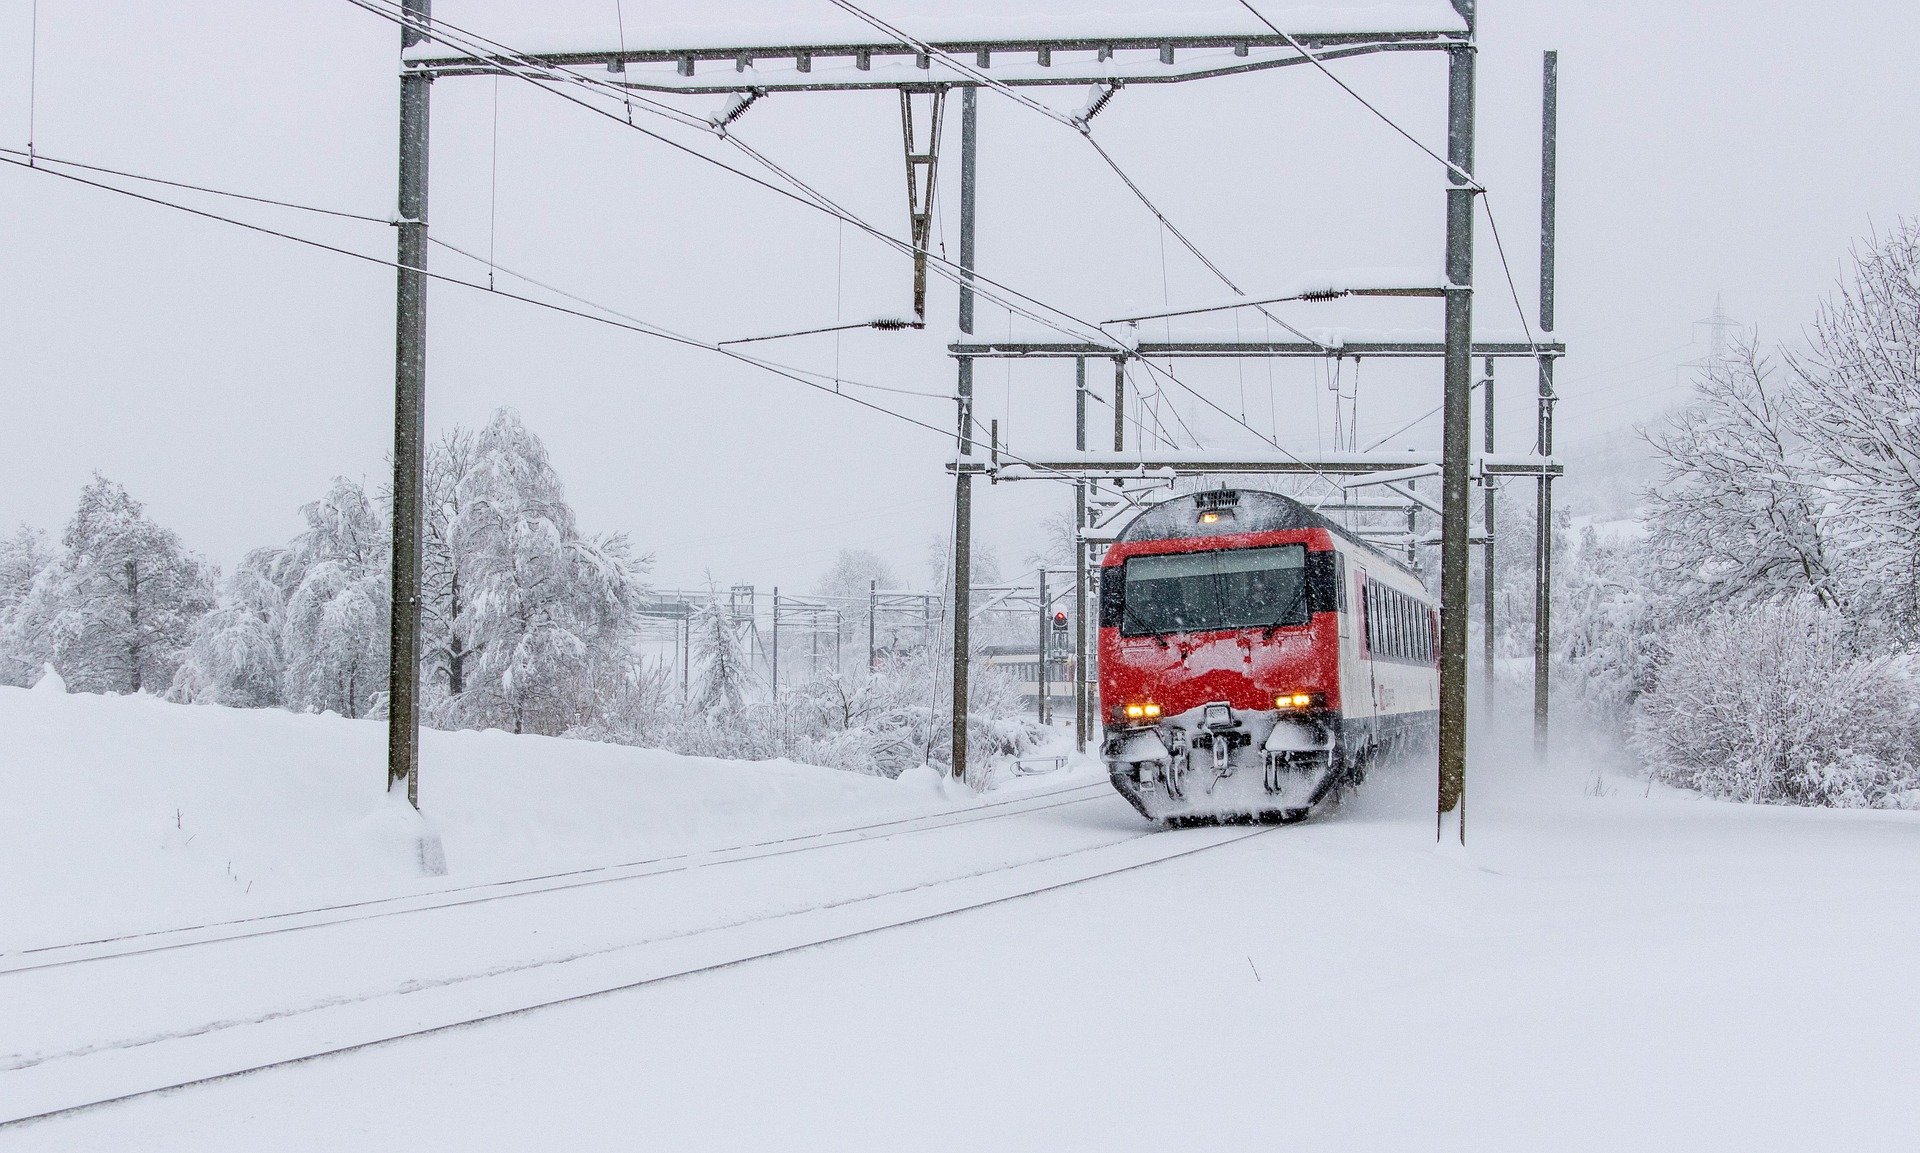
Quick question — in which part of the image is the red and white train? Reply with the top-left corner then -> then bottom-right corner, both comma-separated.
1099,487 -> 1438,824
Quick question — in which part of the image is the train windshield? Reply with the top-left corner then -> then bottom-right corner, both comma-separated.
1120,545 -> 1310,637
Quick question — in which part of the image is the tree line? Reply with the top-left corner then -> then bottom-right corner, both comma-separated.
0,408 -> 1044,777
1555,221 -> 1920,807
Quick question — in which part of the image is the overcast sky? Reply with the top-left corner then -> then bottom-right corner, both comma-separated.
3,0 -> 1916,592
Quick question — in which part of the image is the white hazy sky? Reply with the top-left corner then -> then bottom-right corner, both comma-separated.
3,1 -> 1916,591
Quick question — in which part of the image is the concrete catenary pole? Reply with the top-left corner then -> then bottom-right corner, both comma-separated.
949,85 -> 978,781
1534,50 -> 1559,762
1482,356 -> 1496,719
1073,356 -> 1089,752
1036,568 -> 1049,724
1436,0 -> 1477,838
387,0 -> 431,808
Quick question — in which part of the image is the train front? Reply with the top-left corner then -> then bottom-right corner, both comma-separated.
1098,488 -> 1347,824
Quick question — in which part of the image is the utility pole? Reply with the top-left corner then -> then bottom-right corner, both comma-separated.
387,0 -> 431,810
770,586 -> 780,698
1482,356 -> 1496,721
1036,568 -> 1049,724
1534,49 -> 1559,763
1073,356 -> 1089,753
1436,0 -> 1477,840
949,85 -> 978,781
868,578 -> 878,672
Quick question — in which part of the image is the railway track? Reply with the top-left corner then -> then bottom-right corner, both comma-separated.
0,820 -> 1273,1128
0,778 -> 1112,976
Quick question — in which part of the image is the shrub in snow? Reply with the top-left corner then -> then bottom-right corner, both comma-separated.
1632,602 -> 1919,808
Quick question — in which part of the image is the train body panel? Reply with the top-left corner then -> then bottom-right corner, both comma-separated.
1096,488 -> 1438,824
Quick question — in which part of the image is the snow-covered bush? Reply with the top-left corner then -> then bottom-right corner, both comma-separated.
1632,602 -> 1919,808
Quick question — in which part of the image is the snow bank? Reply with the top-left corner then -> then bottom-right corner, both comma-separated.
0,685 -> 989,951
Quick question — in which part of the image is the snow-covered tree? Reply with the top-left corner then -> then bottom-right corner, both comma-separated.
167,551 -> 286,708
1644,343 -> 1844,615
0,525 -> 55,686
277,477 -> 389,717
9,475 -> 214,694
422,427 -> 483,698
1786,221 -> 1920,646
814,547 -> 900,658
688,598 -> 753,716
444,410 -> 648,735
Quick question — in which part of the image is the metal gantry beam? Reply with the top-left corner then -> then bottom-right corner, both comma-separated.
402,28 -> 1469,93
949,340 -> 1565,360
955,451 -> 1561,481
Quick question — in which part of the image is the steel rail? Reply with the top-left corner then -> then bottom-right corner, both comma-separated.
0,781 -> 1110,975
0,823 -> 1275,1128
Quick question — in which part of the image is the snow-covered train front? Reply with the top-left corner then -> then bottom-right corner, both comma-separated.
1099,488 -> 1438,824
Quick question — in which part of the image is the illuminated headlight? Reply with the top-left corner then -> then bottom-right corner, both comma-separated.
1276,692 -> 1315,710
1123,702 -> 1163,720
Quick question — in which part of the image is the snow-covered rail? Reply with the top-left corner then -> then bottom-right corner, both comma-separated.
0,780 -> 1111,976
0,824 -> 1273,1128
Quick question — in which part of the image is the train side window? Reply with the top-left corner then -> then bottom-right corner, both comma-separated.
1392,593 -> 1406,658
1334,553 -> 1347,612
1383,591 -> 1395,657
1358,583 -> 1369,652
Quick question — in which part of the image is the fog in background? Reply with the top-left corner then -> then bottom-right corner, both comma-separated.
3,0 -> 1916,589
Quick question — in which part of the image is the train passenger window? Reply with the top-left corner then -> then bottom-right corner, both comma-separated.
1119,545 -> 1310,636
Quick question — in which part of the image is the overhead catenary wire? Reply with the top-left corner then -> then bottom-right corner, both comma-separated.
808,0 -> 1371,497
822,0 -> 1330,352
0,153 -> 998,449
344,0 -> 1351,494
1237,0 -> 1554,441
344,0 -> 1117,353
1235,0 -> 1479,191
0,145 -> 388,224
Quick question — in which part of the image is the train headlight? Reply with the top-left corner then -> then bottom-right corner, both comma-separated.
1276,692 -> 1314,710
1123,702 -> 1162,721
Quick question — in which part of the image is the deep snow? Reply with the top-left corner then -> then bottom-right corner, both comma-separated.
0,680 -> 1015,953
3,686 -> 1918,1151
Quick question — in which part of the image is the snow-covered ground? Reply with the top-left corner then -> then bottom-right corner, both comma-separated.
4,685 -> 1918,1150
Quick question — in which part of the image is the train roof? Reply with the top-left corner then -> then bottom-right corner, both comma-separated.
1113,487 -> 1420,578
